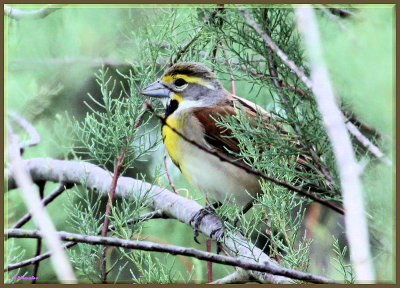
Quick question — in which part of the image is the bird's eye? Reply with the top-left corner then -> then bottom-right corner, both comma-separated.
174,78 -> 187,87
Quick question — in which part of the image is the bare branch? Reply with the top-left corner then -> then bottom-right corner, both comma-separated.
7,128 -> 76,283
4,4 -> 62,20
6,210 -> 168,272
6,228 -> 338,284
295,7 -> 375,283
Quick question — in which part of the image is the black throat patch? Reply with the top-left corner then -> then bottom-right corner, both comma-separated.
165,99 -> 179,118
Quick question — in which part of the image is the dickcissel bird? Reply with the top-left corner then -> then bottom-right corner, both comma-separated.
140,62 -> 323,241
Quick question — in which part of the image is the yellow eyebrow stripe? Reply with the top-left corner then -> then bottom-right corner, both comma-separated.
162,74 -> 214,89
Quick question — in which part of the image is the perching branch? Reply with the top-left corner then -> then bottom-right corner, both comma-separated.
146,103 -> 345,215
6,228 -> 338,284
4,4 -> 62,20
295,7 -> 375,283
7,158 -> 292,283
239,7 -> 390,166
7,127 -> 76,283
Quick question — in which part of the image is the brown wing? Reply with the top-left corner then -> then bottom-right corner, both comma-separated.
192,103 -> 242,156
193,94 -> 313,168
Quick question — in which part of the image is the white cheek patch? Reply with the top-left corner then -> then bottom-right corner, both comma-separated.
174,100 -> 207,114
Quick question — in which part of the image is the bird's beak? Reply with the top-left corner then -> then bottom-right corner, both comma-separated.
140,81 -> 171,98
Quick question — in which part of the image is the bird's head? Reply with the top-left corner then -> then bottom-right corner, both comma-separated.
140,62 -> 226,111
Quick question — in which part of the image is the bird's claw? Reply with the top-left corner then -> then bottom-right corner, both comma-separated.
189,206 -> 215,244
210,226 -> 225,241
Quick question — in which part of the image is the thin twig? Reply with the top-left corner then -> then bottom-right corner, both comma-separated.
239,8 -> 389,166
170,7 -> 222,67
327,7 -> 355,18
4,4 -> 62,20
295,7 -> 375,282
9,57 -> 133,71
264,219 -> 281,264
100,101 -> 149,283
220,41 -> 236,95
100,140 -> 126,283
205,199 -> 213,283
318,8 -> 347,31
8,111 -> 40,149
13,183 -> 70,229
163,147 -> 178,194
342,109 -> 382,139
170,26 -> 203,67
146,103 -> 344,215
207,238 -> 213,282
6,228 -> 339,284
345,121 -> 391,166
5,210 -> 168,272
7,126 -> 76,283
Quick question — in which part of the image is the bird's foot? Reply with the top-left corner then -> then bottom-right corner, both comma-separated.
210,226 -> 225,254
189,205 -> 216,244
210,225 -> 225,241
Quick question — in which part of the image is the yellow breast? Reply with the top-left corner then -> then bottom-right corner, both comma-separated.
162,114 -> 183,169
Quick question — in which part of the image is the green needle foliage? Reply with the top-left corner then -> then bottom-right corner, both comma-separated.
70,66 -> 160,173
